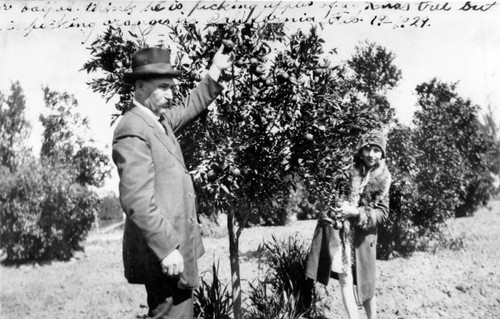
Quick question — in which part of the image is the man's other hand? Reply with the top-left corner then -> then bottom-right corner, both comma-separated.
160,249 -> 184,277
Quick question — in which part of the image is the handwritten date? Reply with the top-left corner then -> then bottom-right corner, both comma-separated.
370,15 -> 431,28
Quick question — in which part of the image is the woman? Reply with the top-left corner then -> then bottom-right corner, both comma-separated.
306,129 -> 392,319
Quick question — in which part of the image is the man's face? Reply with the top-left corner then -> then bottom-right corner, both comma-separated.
136,77 -> 175,113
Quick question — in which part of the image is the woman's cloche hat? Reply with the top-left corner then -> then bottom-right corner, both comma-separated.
357,129 -> 387,158
123,47 -> 183,84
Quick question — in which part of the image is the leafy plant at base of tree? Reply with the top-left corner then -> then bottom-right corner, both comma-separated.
245,234 -> 326,319
194,261 -> 233,319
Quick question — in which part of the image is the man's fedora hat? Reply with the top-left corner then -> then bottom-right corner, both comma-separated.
123,47 -> 183,84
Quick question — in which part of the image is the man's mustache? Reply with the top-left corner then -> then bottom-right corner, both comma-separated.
158,98 -> 173,109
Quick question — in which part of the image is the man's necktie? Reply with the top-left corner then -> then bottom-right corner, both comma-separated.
158,114 -> 168,133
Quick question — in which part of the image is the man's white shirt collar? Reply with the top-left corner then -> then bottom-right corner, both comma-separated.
133,99 -> 165,130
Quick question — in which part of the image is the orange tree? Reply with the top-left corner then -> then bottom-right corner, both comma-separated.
413,79 -> 496,220
83,24 -> 401,318
380,79 -> 498,259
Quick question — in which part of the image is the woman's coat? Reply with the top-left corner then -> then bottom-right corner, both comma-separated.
306,160 -> 392,303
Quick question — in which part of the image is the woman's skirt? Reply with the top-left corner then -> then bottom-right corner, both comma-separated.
331,220 -> 355,274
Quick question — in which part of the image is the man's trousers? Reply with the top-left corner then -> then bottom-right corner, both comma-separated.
145,281 -> 194,319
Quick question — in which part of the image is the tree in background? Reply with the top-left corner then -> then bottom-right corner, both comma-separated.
480,104 -> 500,177
413,79 -> 495,220
0,160 -> 99,262
39,87 -> 110,187
347,41 -> 400,123
0,81 -> 31,172
0,85 -> 111,263
39,88 -> 81,163
84,24 -> 402,318
379,79 -> 498,258
380,123 -> 421,258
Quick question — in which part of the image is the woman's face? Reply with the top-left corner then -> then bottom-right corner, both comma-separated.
361,145 -> 383,167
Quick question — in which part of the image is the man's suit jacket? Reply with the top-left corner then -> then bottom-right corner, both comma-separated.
112,75 -> 223,289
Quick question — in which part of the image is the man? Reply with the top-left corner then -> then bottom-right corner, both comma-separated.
112,45 -> 232,318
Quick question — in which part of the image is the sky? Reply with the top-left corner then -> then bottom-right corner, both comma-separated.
1,0 -> 499,193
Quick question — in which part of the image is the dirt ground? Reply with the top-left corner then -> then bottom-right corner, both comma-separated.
1,200 -> 499,319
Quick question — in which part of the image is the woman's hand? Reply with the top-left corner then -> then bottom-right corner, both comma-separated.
337,201 -> 360,218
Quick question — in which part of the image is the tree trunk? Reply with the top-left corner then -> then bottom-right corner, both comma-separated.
227,209 -> 242,319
